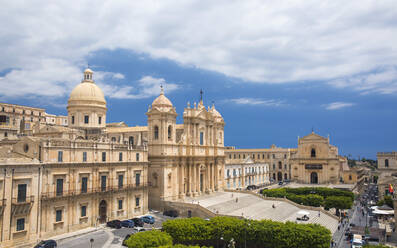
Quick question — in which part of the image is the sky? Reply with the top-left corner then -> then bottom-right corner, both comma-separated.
1,1 -> 397,159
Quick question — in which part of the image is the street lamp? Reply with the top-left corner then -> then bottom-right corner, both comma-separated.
90,238 -> 94,248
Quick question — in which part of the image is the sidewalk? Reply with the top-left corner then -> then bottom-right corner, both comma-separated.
51,225 -> 103,243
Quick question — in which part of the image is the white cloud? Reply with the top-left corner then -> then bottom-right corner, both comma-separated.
99,76 -> 179,99
328,66 -> 397,95
226,98 -> 286,107
1,0 -> 397,98
323,102 -> 355,110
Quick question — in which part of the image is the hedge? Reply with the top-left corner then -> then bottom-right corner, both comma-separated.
162,216 -> 331,248
262,187 -> 353,209
125,230 -> 173,248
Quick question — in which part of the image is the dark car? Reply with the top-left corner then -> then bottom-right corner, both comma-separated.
246,185 -> 257,190
122,234 -> 132,247
296,215 -> 309,221
278,181 -> 283,185
121,219 -> 135,228
34,240 -> 57,248
106,220 -> 122,229
131,217 -> 144,227
141,215 -> 155,224
163,209 -> 179,217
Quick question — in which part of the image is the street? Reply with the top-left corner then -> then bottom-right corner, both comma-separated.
56,211 -> 175,248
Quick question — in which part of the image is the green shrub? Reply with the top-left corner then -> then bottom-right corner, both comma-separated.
162,216 -> 331,248
158,245 -> 205,248
262,187 -> 353,208
324,196 -> 352,210
125,230 -> 173,248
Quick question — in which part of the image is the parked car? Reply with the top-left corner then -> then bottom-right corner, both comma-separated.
141,215 -> 155,224
121,219 -> 135,228
106,220 -> 122,229
34,240 -> 57,248
133,226 -> 146,232
163,209 -> 179,217
131,217 -> 144,227
278,181 -> 283,185
246,185 -> 257,190
296,215 -> 309,221
122,234 -> 132,247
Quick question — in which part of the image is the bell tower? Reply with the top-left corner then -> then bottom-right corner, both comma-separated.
146,87 -> 178,208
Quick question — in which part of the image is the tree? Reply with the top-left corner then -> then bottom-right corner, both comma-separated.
324,196 -> 352,215
125,230 -> 173,248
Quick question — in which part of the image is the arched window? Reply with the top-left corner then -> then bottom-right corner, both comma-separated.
168,125 -> 172,140
154,126 -> 159,140
129,136 -> 134,145
111,137 -> 116,142
273,164 -> 275,170
385,159 -> 389,168
311,148 -> 316,158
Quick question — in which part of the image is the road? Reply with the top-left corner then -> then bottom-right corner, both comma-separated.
57,211 -> 174,248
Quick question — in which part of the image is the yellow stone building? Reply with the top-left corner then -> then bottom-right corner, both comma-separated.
0,68 -> 225,247
225,132 -> 349,186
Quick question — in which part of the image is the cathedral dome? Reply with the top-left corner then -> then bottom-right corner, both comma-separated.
68,69 -> 106,108
152,88 -> 173,107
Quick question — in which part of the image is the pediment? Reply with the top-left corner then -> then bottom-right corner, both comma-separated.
300,132 -> 327,141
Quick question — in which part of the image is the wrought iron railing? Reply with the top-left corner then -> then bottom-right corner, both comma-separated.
41,183 -> 148,200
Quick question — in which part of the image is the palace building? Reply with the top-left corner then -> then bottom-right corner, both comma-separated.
225,132 -> 349,187
0,68 -> 225,247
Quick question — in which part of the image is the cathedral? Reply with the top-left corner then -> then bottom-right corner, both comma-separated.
0,68 -> 225,247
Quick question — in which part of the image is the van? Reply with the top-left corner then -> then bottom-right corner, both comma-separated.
352,234 -> 363,248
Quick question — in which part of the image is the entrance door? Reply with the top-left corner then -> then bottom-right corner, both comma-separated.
99,200 -> 107,223
200,173 -> 203,192
277,172 -> 282,181
310,172 -> 318,184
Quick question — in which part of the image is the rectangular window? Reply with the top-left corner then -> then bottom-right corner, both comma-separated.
136,197 -> 140,207
83,152 -> 87,162
118,199 -> 123,210
119,152 -> 123,162
84,115 -> 89,124
136,153 -> 140,161
17,184 -> 27,203
81,206 -> 87,217
135,173 -> 141,186
98,116 -> 102,125
71,116 -> 75,124
102,152 -> 106,162
56,209 -> 62,222
58,151 -> 63,162
200,132 -> 204,145
56,178 -> 63,196
101,175 -> 107,191
81,177 -> 88,193
118,174 -> 123,189
16,218 -> 25,231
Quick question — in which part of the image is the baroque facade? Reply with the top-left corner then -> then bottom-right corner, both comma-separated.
0,68 -> 225,247
225,132 -> 349,186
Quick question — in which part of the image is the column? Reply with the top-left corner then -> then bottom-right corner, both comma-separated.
214,163 -> 218,191
205,163 -> 211,193
192,164 -> 197,196
196,165 -> 200,194
187,164 -> 191,196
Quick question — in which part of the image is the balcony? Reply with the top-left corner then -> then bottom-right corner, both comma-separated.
41,183 -> 148,200
11,196 -> 34,216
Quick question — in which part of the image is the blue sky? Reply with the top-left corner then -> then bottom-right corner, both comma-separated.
1,1 -> 397,159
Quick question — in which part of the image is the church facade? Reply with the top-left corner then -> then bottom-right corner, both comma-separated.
225,132 -> 348,186
0,68 -> 225,247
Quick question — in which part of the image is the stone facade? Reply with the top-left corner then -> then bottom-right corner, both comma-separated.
0,69 -> 225,247
224,156 -> 269,190
225,132 -> 348,185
